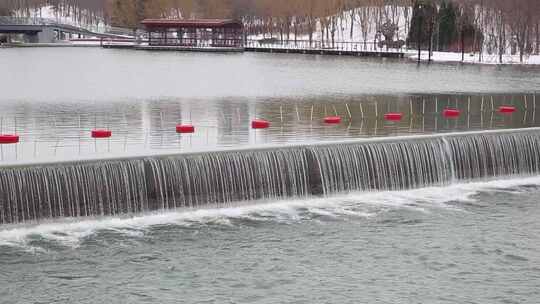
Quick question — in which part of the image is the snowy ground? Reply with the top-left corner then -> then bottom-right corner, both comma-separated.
14,5 -> 540,66
408,50 -> 540,65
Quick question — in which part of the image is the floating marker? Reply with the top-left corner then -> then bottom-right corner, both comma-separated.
176,124 -> 195,134
91,129 -> 112,138
324,116 -> 342,124
0,134 -> 19,144
443,108 -> 461,118
384,113 -> 403,121
499,106 -> 516,114
251,119 -> 270,129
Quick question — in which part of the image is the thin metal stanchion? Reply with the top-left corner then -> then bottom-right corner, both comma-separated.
481,96 -> 485,112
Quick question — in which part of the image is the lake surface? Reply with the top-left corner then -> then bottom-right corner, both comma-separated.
1,48 -> 540,163
1,47 -> 540,303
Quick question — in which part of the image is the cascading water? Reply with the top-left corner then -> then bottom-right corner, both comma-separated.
1,129 -> 540,224
311,139 -> 454,194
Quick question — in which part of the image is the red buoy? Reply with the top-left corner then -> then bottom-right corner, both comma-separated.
176,124 -> 195,134
324,116 -> 342,124
91,129 -> 112,138
0,134 -> 19,144
499,106 -> 516,114
384,112 -> 403,121
251,119 -> 270,129
443,108 -> 461,118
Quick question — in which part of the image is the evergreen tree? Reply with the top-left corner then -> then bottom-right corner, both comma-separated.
437,1 -> 457,51
407,0 -> 437,49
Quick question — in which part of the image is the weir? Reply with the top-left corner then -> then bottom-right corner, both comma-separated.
1,128 -> 540,224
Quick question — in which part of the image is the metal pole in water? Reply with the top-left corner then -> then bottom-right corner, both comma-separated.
410,99 -> 414,116
296,105 -> 301,121
467,96 -> 471,113
481,96 -> 484,112
422,99 -> 425,116
78,114 -> 82,155
107,115 -> 111,153
123,113 -> 128,152
359,103 -> 364,119
53,117 -> 59,156
280,105 -> 284,124
345,103 -> 352,120
332,105 -> 338,116
310,105 -> 314,122
434,97 -> 437,114
524,95 -> 528,110
491,96 -> 494,112
14,116 -> 17,160
375,101 -> 378,118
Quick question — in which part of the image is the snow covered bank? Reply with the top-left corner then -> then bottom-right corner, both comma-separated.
406,50 -> 540,65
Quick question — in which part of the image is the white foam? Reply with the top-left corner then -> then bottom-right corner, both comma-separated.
1,175 -> 540,250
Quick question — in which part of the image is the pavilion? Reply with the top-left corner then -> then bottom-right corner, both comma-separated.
140,19 -> 244,52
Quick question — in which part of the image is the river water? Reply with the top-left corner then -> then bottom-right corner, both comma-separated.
0,48 -> 539,163
1,178 -> 540,303
1,47 -> 540,303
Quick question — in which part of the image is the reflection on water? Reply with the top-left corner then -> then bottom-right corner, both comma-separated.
0,93 -> 537,163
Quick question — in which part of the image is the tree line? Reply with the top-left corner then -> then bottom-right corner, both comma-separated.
2,0 -> 540,62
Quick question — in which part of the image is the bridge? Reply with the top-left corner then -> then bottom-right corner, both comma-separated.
244,39 -> 405,58
102,38 -> 406,58
0,17 -> 134,43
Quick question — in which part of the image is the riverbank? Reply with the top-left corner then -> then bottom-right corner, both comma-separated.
407,50 -> 540,65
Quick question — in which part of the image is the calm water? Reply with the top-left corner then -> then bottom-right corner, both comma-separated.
1,48 -> 540,163
1,48 -> 540,303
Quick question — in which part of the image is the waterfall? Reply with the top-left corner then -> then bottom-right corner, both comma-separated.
311,139 -> 454,194
1,129 -> 540,224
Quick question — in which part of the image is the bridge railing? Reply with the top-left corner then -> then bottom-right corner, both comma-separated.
245,39 -> 406,53
0,16 -> 71,27
0,16 -> 135,38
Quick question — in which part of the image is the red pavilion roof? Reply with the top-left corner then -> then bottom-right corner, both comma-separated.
141,19 -> 243,29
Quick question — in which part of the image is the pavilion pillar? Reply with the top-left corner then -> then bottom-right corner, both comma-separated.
179,28 -> 183,45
